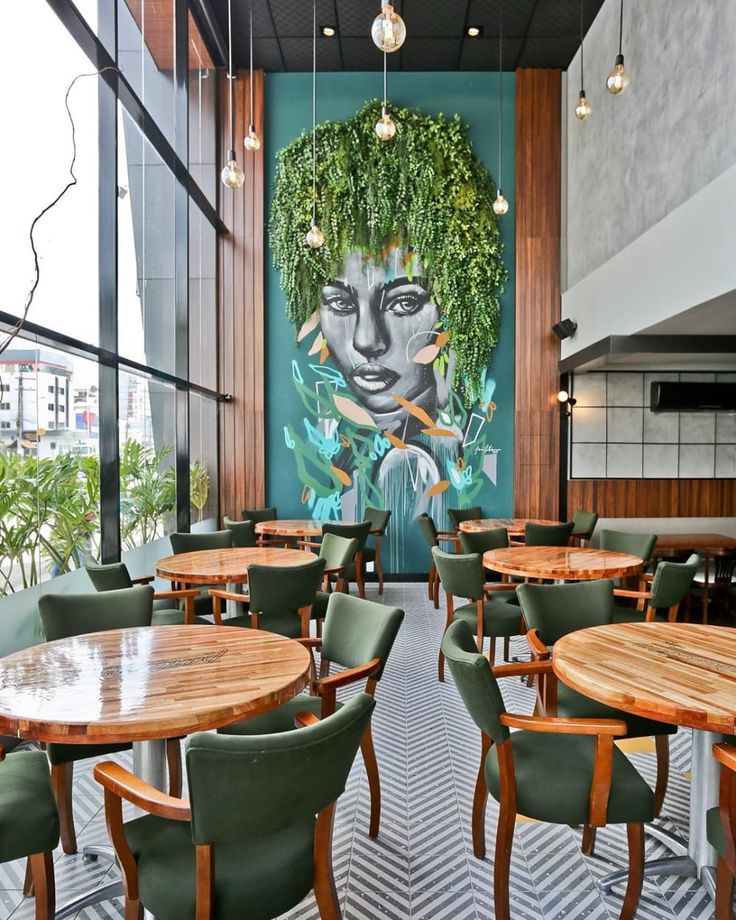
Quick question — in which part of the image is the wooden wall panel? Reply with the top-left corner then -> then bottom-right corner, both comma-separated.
218,69 -> 265,521
514,69 -> 562,519
567,479 -> 736,519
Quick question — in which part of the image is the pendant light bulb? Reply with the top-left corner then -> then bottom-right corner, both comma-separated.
492,189 -> 509,216
606,55 -> 630,94
221,150 -> 245,189
575,90 -> 591,120
306,223 -> 324,249
371,4 -> 406,53
244,125 -> 261,151
375,106 -> 396,141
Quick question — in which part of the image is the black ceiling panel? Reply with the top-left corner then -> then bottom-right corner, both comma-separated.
210,0 -> 606,72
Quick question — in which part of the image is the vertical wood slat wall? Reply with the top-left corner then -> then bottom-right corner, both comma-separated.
513,69 -> 562,520
218,69 -> 265,520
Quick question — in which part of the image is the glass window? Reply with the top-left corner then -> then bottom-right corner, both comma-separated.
117,0 -> 176,145
0,339 -> 100,596
0,0 -> 99,344
188,12 -> 217,205
119,371 -> 177,549
189,204 -> 217,389
118,105 -> 177,375
189,393 -> 218,524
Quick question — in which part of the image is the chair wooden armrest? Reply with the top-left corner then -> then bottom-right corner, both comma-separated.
298,637 -> 323,649
94,762 -> 191,821
509,539 -> 525,546
323,565 -> 345,577
640,572 -> 655,583
154,588 -> 200,601
714,743 -> 736,773
613,588 -> 652,600
485,582 -> 517,592
492,659 -> 554,679
318,658 -> 381,692
437,530 -> 457,537
499,713 -> 627,736
295,712 -> 321,728
208,588 -> 250,603
0,744 -> 4,761
526,628 -> 550,661
296,539 -> 322,549
131,575 -> 155,585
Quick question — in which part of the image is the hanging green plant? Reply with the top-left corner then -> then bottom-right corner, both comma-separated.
270,99 -> 507,405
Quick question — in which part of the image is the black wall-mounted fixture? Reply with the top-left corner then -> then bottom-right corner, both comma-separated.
557,389 -> 577,415
651,381 -> 736,413
552,319 -> 578,340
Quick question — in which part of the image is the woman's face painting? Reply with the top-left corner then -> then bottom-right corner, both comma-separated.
319,248 -> 440,415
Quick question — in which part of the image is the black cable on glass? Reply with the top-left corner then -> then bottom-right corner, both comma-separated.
249,0 -> 255,131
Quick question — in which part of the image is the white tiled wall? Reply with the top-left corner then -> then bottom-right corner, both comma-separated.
570,371 -> 736,479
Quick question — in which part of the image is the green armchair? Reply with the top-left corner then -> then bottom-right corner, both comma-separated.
219,592 -> 404,839
298,533 -> 358,626
223,516 -> 257,547
572,509 -> 599,545
417,512 -> 461,609
362,507 -> 391,594
38,587 -> 182,854
524,521 -> 575,546
94,692 -> 375,920
441,619 -> 653,920
321,521 -> 372,598
613,554 -> 701,623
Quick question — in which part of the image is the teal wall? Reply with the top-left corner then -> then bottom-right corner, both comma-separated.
264,72 -> 515,574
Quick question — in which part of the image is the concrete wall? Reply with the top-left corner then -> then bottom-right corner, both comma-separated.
564,0 -> 736,290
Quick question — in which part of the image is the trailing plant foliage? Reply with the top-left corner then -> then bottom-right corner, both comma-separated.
270,100 -> 507,404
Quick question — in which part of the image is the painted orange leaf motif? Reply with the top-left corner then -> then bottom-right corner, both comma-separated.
391,394 -> 435,428
308,332 -> 324,356
436,331 -> 450,347
297,311 -> 320,342
426,480 -> 450,498
331,466 -> 352,487
319,341 -> 330,364
385,432 -> 409,450
421,427 -> 456,438
412,344 -> 440,365
333,394 -> 379,429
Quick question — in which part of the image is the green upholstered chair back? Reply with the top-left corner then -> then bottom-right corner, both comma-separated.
170,530 -> 233,554
517,579 -> 615,647
459,527 -> 509,555
321,593 -> 404,682
572,510 -> 599,538
84,559 -> 134,592
223,517 -> 257,548
599,529 -> 656,562
650,554 -> 701,609
247,558 -> 327,615
524,521 -> 576,547
39,585 -> 154,641
186,692 -> 375,844
441,620 -> 509,745
363,507 -> 391,535
241,507 -> 278,524
417,513 -> 438,549
319,533 -> 358,571
321,520 -> 372,552
432,547 -> 484,600
448,506 -> 482,529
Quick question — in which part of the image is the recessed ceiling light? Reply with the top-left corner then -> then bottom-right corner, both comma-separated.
322,25 -> 336,37
467,26 -> 482,37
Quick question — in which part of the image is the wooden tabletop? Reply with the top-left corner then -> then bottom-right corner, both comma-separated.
0,626 -> 311,744
554,622 -> 736,734
255,519 -> 357,537
654,533 -> 736,555
459,518 -> 562,537
484,546 -> 644,581
156,547 -> 316,585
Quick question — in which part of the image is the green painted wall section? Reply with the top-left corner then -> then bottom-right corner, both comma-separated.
264,72 -> 515,574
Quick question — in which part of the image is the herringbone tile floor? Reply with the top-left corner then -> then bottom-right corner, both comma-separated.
0,583 -> 715,918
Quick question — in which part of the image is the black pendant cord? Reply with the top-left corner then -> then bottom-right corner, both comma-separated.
618,0 -> 624,56
311,0 -> 317,226
498,0 -> 503,191
579,0 -> 585,93
383,50 -> 387,108
249,0 -> 255,129
226,0 -> 234,153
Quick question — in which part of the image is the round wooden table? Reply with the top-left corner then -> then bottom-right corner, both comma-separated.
554,622 -> 736,897
0,625 -> 310,917
254,518 -> 358,538
459,517 -> 561,537
483,546 -> 644,581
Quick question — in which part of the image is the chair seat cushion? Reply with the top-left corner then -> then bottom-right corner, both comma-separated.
125,812 -> 315,920
0,751 -> 60,862
0,735 -> 23,755
219,695 -> 328,737
707,806 -> 727,858
47,741 -> 132,767
453,601 -> 524,638
485,731 -> 655,826
556,683 -> 677,739
152,609 -> 212,626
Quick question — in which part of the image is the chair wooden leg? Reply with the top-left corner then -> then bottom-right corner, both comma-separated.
355,553 -> 366,599
503,637 -> 510,662
376,548 -> 384,595
28,852 -> 54,920
51,762 -> 77,855
361,725 -> 381,838
313,804 -> 340,920
125,900 -> 144,920
581,824 -> 597,856
489,637 -> 496,663
472,736 -> 490,859
23,858 -> 34,897
494,800 -> 515,920
620,824 -> 645,920
715,856 -> 735,920
654,734 -> 670,816
166,739 -> 182,798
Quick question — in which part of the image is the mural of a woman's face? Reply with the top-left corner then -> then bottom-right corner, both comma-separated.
319,248 -> 440,415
